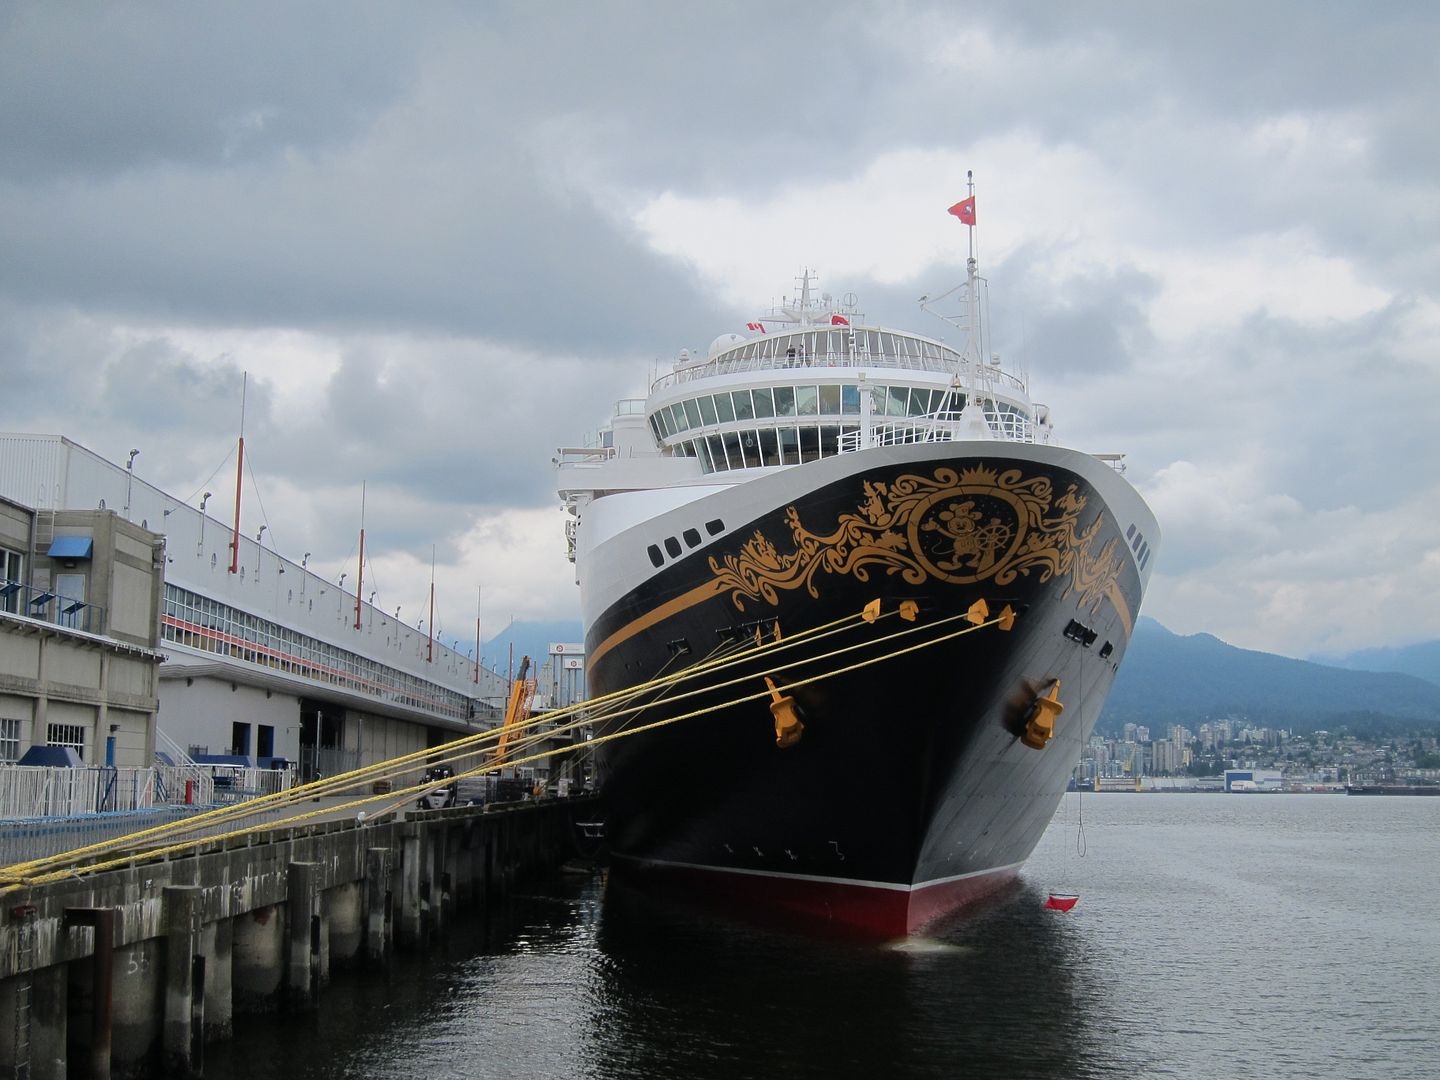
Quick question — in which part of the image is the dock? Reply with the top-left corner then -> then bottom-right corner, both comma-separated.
0,794 -> 594,1079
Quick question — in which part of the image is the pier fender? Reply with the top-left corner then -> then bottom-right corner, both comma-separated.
764,676 -> 804,748
1021,680 -> 1064,750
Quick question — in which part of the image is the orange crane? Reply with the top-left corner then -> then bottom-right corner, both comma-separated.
495,655 -> 536,765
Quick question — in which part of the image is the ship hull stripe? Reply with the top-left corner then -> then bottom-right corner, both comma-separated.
614,852 -> 1027,893
589,578 -> 725,669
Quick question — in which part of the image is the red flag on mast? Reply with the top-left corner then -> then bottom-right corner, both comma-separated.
947,196 -> 976,225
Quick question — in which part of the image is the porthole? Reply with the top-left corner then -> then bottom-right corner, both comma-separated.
705,519 -> 725,535
664,536 -> 682,559
682,528 -> 701,548
647,544 -> 664,568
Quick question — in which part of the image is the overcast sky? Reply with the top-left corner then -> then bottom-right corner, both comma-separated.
2,2 -> 1437,660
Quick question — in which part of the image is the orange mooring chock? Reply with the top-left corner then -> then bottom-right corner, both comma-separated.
1021,680 -> 1064,750
765,676 -> 804,748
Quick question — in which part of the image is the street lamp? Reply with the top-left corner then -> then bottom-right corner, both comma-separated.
124,449 -> 140,520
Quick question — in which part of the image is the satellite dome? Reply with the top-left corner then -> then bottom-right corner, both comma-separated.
708,332 -> 746,357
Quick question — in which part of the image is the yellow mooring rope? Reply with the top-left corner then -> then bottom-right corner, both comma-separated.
0,602 -> 1011,891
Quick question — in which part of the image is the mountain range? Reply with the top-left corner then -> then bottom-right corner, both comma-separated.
485,616 -> 1440,736
1102,618 -> 1440,735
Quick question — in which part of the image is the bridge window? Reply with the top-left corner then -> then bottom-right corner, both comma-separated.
752,387 -> 775,418
698,395 -> 718,426
732,390 -> 755,421
714,392 -> 735,423
795,386 -> 818,415
706,435 -> 726,472
819,384 -> 842,415
779,427 -> 800,465
740,430 -> 763,469
773,386 -> 795,416
759,427 -> 781,467
799,426 -> 820,462
722,431 -> 743,470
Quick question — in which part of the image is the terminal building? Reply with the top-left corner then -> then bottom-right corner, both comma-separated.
0,433 -> 516,782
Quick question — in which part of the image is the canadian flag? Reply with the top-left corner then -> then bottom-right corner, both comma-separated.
947,196 -> 976,225
830,314 -> 849,326
746,321 -> 766,333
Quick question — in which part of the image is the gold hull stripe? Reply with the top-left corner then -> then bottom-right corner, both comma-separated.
589,578 -> 727,668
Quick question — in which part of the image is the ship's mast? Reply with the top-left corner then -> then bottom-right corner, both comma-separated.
964,169 -> 980,364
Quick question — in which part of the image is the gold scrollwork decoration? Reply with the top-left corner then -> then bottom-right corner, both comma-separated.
707,464 -> 1124,613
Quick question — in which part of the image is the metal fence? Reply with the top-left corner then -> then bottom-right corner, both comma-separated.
0,764 -> 297,818
0,578 -> 107,635
0,806 -> 210,866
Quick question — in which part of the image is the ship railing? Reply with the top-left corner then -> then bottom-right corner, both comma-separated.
651,351 -> 1028,395
838,410 -> 1042,453
555,445 -> 618,468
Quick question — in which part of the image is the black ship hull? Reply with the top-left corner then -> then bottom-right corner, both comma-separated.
582,443 -> 1152,935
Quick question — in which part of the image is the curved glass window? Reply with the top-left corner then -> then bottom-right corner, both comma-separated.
759,427 -> 781,467
779,427 -> 800,465
842,385 -> 861,414
739,429 -> 763,469
819,385 -> 841,415
796,386 -> 818,415
773,386 -> 795,416
721,431 -> 742,470
698,395 -> 718,426
683,399 -> 702,428
715,392 -> 736,423
752,387 -> 775,418
732,390 -> 755,420
799,426 -> 819,462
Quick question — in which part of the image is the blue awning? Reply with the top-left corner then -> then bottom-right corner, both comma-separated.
48,536 -> 93,559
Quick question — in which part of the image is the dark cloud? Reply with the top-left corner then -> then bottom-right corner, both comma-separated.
0,2 -> 421,182
2,2 -> 1438,654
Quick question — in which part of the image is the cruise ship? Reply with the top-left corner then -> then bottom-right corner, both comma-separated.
557,198 -> 1158,935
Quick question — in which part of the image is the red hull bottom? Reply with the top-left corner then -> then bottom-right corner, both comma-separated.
611,856 -> 1021,937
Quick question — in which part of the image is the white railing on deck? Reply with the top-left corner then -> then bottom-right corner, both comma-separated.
652,350 -> 1028,395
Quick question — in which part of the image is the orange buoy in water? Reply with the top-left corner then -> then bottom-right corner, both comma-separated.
1044,893 -> 1079,912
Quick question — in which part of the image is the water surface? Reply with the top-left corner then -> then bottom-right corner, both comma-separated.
205,794 -> 1439,1079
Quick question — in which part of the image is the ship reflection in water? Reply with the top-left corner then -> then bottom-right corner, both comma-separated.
587,874 -> 1098,1079
202,796 -> 1438,1080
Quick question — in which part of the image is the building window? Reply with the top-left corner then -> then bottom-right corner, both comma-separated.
0,718 -> 21,763
47,723 -> 85,760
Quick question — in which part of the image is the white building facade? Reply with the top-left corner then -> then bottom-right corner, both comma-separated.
0,434 -> 512,779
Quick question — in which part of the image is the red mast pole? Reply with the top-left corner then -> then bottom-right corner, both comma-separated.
229,374 -> 247,574
426,544 -> 435,662
354,482 -> 366,630
354,527 -> 364,630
